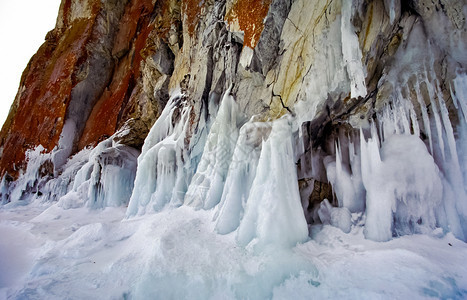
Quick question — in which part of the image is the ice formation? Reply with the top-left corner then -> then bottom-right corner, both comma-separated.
321,66 -> 467,242
126,94 -> 194,215
235,118 -> 309,249
341,0 -> 367,99
6,146 -> 53,203
360,130 -> 443,241
184,88 -> 246,210
71,139 -> 139,209
317,198 -> 352,234
214,121 -> 270,234
0,134 -> 139,212
127,90 -> 309,248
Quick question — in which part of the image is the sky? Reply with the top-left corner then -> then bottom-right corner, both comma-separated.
0,0 -> 62,128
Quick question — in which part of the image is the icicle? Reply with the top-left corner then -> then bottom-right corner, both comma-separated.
389,0 -> 396,23
414,80 -> 433,154
214,121 -> 269,234
127,94 -> 192,216
236,118 -> 308,249
426,75 -> 446,160
438,84 -> 460,168
401,86 -> 420,137
360,125 -> 393,242
8,145 -> 53,202
396,95 -> 411,134
0,175 -> 10,204
326,136 -> 364,213
457,105 -> 467,190
451,72 -> 467,122
184,88 -> 245,210
437,84 -> 467,226
341,0 -> 367,99
335,139 -> 343,203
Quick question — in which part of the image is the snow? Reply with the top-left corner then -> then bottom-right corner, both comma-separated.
0,220 -> 37,289
1,203 -> 466,299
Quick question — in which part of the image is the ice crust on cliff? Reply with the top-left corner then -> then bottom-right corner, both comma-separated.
127,90 -> 309,248
235,117 -> 309,249
341,0 -> 367,99
184,87 -> 246,210
325,72 -> 467,242
126,94 -> 193,215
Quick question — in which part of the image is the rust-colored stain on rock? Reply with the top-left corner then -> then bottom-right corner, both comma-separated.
78,0 -> 154,149
78,61 -> 133,149
182,0 -> 204,36
225,0 -> 272,49
0,17 -> 95,177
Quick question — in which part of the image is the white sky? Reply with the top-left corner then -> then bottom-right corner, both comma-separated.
0,0 -> 62,128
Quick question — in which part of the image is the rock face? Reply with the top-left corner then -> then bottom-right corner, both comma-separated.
1,0 -> 467,242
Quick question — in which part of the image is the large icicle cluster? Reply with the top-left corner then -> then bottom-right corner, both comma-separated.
126,94 -> 194,215
127,90 -> 309,248
184,88 -> 247,210
322,70 -> 467,242
60,139 -> 139,210
0,135 -> 139,211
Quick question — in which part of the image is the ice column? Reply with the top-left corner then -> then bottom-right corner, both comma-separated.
214,121 -> 270,234
341,0 -> 367,99
325,137 -> 365,213
184,88 -> 245,209
127,94 -> 191,216
362,118 -> 444,241
236,118 -> 309,249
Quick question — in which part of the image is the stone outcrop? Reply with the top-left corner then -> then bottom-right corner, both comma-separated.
0,0 -> 466,221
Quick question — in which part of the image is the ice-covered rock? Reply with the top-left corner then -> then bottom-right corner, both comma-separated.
214,120 -> 271,234
317,199 -> 352,234
184,88 -> 246,210
236,118 -> 309,249
126,94 -> 193,216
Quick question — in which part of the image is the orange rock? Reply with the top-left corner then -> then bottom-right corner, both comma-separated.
0,17 -> 95,178
225,0 -> 272,49
182,0 -> 204,36
77,0 -> 155,149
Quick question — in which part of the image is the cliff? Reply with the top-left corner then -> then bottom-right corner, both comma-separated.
0,0 -> 467,243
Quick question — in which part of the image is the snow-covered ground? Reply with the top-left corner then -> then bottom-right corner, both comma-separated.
1,201 -> 466,299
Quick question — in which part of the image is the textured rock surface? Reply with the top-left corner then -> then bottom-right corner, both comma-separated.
0,0 -> 466,212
